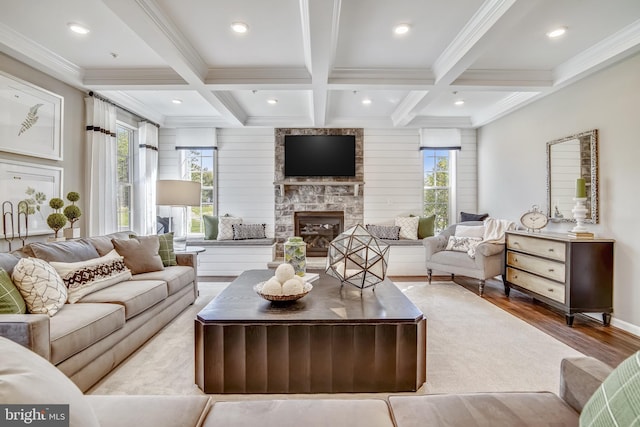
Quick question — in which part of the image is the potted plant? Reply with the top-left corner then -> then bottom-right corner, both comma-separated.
63,191 -> 82,239
46,198 -> 67,241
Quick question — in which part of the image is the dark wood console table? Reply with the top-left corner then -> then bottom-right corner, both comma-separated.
195,270 -> 426,393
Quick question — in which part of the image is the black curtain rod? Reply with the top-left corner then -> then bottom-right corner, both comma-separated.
88,91 -> 160,128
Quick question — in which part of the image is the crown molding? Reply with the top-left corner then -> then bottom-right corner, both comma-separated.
205,67 -> 311,86
83,68 -> 186,88
244,115 -> 314,127
409,116 -> 474,128
330,68 -> 435,86
0,23 -> 84,87
163,116 -> 231,128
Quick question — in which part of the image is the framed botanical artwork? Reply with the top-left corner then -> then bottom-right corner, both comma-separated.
0,160 -> 63,236
0,71 -> 64,160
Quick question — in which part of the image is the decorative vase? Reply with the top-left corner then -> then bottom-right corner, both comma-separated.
63,228 -> 81,239
284,236 -> 306,276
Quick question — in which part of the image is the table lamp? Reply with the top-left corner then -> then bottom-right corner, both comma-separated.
156,180 -> 201,250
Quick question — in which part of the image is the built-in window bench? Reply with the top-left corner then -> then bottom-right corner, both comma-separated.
187,238 -> 276,277
381,239 -> 429,276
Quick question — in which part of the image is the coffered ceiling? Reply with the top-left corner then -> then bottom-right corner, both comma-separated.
2,0 -> 640,128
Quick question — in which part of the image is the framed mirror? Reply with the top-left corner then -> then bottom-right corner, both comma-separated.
546,129 -> 598,223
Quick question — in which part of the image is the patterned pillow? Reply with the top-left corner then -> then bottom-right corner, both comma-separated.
0,268 -> 26,314
217,216 -> 243,240
395,216 -> 419,240
11,258 -> 67,316
580,351 -> 640,426
50,250 -> 132,303
232,224 -> 267,240
445,236 -> 483,255
366,225 -> 401,240
158,232 -> 177,267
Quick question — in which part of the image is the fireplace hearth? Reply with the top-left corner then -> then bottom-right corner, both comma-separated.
294,211 -> 344,256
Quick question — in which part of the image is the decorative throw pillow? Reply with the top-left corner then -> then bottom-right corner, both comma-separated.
0,337 -> 101,427
232,223 -> 267,240
203,215 -> 219,240
0,252 -> 21,276
455,225 -> 485,239
445,236 -> 483,254
112,236 -> 164,274
49,250 -> 132,303
418,215 -> 436,239
157,232 -> 177,267
156,216 -> 171,234
11,258 -> 67,316
580,351 -> 640,427
0,268 -> 26,314
460,212 -> 489,222
28,239 -> 100,262
217,216 -> 243,240
366,224 -> 401,240
395,216 -> 419,240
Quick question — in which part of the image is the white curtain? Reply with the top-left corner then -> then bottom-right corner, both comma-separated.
136,122 -> 158,235
85,97 -> 118,237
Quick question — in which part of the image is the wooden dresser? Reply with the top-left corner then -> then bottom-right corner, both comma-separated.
504,230 -> 614,326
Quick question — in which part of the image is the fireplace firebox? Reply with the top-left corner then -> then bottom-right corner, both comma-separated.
294,211 -> 344,256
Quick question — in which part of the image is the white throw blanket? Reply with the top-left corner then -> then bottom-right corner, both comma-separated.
482,217 -> 516,244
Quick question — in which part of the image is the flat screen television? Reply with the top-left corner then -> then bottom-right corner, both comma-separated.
284,135 -> 356,177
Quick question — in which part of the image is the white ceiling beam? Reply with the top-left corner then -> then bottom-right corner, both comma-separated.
100,0 -> 246,126
408,116 -> 474,128
83,68 -> 186,88
471,92 -> 539,127
453,69 -> 552,88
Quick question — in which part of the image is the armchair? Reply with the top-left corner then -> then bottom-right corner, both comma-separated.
423,221 -> 506,296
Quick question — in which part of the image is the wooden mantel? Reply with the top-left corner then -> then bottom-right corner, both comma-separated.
274,180 -> 365,196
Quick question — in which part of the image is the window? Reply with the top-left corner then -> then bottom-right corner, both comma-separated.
423,149 -> 455,231
180,148 -> 216,235
116,124 -> 134,231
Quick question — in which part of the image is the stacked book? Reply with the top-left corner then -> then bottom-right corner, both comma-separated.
568,231 -> 594,239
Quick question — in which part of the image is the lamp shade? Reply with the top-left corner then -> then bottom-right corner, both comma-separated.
156,180 -> 201,206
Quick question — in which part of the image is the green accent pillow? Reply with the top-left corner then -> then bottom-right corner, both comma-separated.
158,232 -> 177,267
203,215 -> 219,240
580,351 -> 640,426
418,215 -> 436,239
0,268 -> 27,314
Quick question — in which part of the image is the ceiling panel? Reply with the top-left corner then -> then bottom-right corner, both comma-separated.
156,0 -> 306,68
100,90 -> 221,117
419,90 -> 518,117
232,90 -> 311,117
0,0 -> 166,68
329,90 -> 409,117
334,0 -> 485,69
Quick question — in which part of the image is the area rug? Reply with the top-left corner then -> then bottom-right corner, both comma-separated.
89,281 -> 584,397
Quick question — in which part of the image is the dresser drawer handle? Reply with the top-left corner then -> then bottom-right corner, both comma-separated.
548,268 -> 555,272
548,248 -> 554,252
547,288 -> 554,292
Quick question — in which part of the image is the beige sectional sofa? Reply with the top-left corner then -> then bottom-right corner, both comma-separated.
0,335 -> 620,427
0,232 -> 197,392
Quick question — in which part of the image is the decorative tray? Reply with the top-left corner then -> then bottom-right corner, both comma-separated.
254,281 -> 313,302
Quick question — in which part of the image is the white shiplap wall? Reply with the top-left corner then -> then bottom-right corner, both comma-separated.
363,129 -> 423,224
216,128 -> 275,237
456,128 -> 478,219
158,128 -> 180,180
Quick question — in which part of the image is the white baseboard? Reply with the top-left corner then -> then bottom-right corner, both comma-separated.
610,317 -> 640,337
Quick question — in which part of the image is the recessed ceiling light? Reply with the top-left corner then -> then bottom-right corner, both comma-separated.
172,99 -> 182,105
394,24 -> 411,35
454,100 -> 465,106
267,98 -> 278,105
362,98 -> 372,105
546,27 -> 567,38
68,23 -> 90,35
231,22 -> 249,33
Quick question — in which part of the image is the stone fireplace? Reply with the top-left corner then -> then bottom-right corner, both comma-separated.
274,128 -> 364,258
294,211 -> 344,256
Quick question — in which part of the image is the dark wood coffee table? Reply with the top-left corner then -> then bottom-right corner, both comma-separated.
195,270 -> 426,394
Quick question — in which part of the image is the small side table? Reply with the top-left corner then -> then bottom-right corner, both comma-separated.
177,246 -> 206,254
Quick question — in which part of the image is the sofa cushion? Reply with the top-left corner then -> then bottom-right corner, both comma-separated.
432,250 -> 478,269
388,392 -> 578,427
204,399 -> 394,427
0,336 -> 101,427
50,250 -> 132,303
112,235 -> 164,274
158,232 -> 177,267
132,265 -> 195,296
28,239 -> 100,262
580,351 -> 640,426
86,231 -> 136,256
86,395 -> 212,427
12,257 -> 67,316
49,303 -> 125,365
0,268 -> 26,314
78,280 -> 168,320
0,252 -> 21,275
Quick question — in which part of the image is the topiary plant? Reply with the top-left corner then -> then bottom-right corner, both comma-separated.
47,198 -> 67,238
63,191 -> 82,228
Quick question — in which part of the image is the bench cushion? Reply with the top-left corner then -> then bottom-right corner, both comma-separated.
190,238 -> 275,247
49,303 -> 125,364
78,280 -> 168,320
388,392 -> 578,427
132,266 -> 195,296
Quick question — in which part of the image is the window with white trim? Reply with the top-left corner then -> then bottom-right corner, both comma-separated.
179,148 -> 216,235
422,149 -> 456,231
116,123 -> 135,231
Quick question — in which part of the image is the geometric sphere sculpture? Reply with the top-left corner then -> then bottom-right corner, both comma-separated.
325,224 -> 390,291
